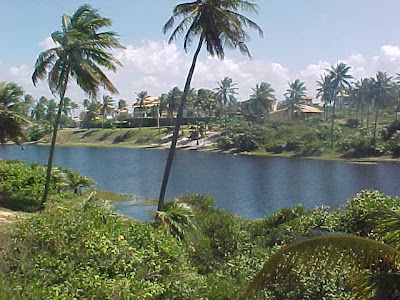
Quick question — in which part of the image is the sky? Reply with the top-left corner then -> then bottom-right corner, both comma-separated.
2,0 -> 400,103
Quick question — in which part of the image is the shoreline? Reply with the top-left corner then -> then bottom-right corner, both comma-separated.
30,140 -> 400,163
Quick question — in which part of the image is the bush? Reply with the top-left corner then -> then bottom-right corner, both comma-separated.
232,133 -> 259,152
345,118 -> 361,128
216,135 -> 233,150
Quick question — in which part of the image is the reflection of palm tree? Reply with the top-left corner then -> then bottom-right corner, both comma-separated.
244,209 -> 400,300
284,79 -> 307,120
100,95 -> 115,128
158,0 -> 262,211
249,82 -> 276,119
32,4 -> 123,209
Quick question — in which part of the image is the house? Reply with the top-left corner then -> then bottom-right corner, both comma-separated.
132,96 -> 160,118
268,104 -> 323,122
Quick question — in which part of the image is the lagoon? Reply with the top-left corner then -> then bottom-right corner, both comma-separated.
1,145 -> 399,219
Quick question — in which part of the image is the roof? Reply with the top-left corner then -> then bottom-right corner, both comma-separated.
298,104 -> 322,113
241,97 -> 276,104
132,96 -> 160,108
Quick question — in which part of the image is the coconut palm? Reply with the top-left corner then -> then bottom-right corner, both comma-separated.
249,82 -> 276,119
316,74 -> 334,121
166,87 -> 182,118
370,72 -> 396,143
31,96 -> 48,121
195,89 -> 216,117
32,4 -> 123,209
0,81 -> 29,144
284,79 -> 307,120
158,0 -> 262,211
243,209 -> 400,299
326,63 -> 353,148
100,95 -> 115,128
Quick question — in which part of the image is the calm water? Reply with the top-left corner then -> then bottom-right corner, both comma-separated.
1,145 -> 399,219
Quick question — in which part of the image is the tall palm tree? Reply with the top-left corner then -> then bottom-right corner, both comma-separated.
32,4 -> 123,209
316,74 -> 333,121
243,209 -> 400,300
158,0 -> 262,211
284,79 -> 307,120
249,82 -> 276,120
31,96 -> 48,121
326,63 -> 353,148
100,95 -> 115,128
195,89 -> 216,117
370,72 -> 395,143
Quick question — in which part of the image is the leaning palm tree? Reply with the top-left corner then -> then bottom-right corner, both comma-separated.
32,4 -> 124,209
243,208 -> 400,299
316,74 -> 333,121
158,0 -> 263,211
284,79 -> 307,120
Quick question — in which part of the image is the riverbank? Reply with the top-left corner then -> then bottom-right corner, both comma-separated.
36,128 -> 400,163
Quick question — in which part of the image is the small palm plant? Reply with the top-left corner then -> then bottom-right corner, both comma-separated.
243,209 -> 400,300
65,169 -> 95,194
155,201 -> 195,240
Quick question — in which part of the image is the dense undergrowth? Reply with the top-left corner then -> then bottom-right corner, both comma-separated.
216,117 -> 400,159
1,162 -> 399,299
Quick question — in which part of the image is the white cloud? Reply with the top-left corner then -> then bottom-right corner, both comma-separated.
5,42 -> 400,104
38,36 -> 57,50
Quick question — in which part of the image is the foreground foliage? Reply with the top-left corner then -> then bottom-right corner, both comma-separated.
0,172 -> 399,299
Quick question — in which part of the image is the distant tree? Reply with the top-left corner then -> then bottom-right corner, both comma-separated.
158,0 -> 262,212
195,89 -> 216,117
326,63 -> 353,148
32,4 -> 123,209
117,99 -> 127,110
0,81 -> 28,144
166,87 -> 182,118
100,95 -> 115,128
31,96 -> 48,121
284,79 -> 307,120
249,82 -> 276,119
316,74 -> 334,120
45,99 -> 58,124
370,72 -> 396,143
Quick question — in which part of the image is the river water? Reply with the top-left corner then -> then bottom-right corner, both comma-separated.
1,145 -> 399,219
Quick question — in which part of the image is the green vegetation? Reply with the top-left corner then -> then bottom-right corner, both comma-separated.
32,4 -> 124,209
1,162 -> 399,299
216,116 -> 400,159
0,160 -> 94,212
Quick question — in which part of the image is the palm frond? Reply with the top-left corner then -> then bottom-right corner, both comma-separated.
243,231 -> 399,299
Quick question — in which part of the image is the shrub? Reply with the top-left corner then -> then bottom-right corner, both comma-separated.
216,135 -> 233,150
232,133 -> 259,152
345,118 -> 361,128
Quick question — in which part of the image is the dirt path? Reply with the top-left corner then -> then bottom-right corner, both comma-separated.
0,209 -> 27,226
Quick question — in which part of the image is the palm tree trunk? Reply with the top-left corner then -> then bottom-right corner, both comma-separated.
157,36 -> 204,212
39,69 -> 69,210
373,105 -> 380,145
367,104 -> 370,128
330,97 -> 336,149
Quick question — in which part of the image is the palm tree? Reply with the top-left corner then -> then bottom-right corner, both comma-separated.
70,102 -> 79,118
100,95 -> 115,129
32,4 -> 123,209
243,209 -> 400,300
31,96 -> 48,121
249,82 -> 276,120
370,72 -> 396,143
215,77 -> 239,126
0,81 -> 28,144
316,74 -> 333,121
195,89 -> 216,117
83,99 -> 101,129
326,63 -> 353,148
45,99 -> 58,124
158,0 -> 262,211
65,169 -> 95,194
165,87 -> 182,118
284,79 -> 307,120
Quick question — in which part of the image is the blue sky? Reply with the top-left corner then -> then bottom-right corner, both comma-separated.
1,0 -> 400,101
